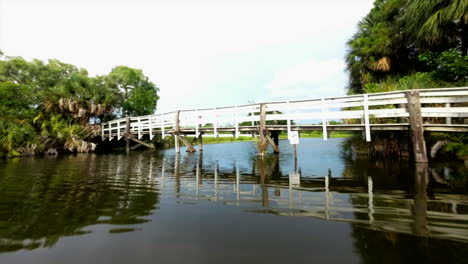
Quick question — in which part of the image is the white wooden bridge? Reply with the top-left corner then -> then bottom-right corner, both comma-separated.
101,87 -> 468,162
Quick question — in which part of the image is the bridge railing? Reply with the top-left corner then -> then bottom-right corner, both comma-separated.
101,87 -> 468,141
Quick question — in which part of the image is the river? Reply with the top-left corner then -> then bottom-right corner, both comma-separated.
0,138 -> 467,263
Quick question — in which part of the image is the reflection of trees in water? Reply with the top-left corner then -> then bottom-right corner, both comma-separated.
348,161 -> 468,264
351,226 -> 468,264
0,153 -> 160,252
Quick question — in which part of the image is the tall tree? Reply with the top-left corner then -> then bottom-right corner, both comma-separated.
106,66 -> 159,117
404,0 -> 468,55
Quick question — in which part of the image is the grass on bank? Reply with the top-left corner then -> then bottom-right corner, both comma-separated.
161,131 -> 355,147
278,131 -> 355,139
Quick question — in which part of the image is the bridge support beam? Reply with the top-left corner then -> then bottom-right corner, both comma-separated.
406,91 -> 428,163
266,134 -> 280,153
272,131 -> 280,153
176,135 -> 196,152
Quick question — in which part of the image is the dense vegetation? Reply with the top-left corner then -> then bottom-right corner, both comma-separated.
344,0 -> 468,161
346,0 -> 467,94
0,52 -> 159,157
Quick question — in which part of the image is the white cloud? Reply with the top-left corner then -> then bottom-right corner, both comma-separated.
1,0 -> 374,112
265,58 -> 347,101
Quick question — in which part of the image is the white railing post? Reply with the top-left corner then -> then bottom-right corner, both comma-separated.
117,121 -> 121,140
195,109 -> 199,136
363,94 -> 371,142
109,122 -> 114,141
445,103 -> 452,124
234,106 -> 239,138
149,116 -> 153,139
213,108 -> 218,138
321,98 -> 328,141
101,122 -> 105,140
287,101 -> 291,136
251,110 -> 255,127
161,117 -> 165,139
137,117 -> 142,139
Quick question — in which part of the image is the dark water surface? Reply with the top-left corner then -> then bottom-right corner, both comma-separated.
0,138 -> 467,264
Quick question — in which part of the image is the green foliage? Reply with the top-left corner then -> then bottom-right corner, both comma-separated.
346,0 -> 409,93
364,72 -> 448,93
443,134 -> 468,161
0,53 -> 160,157
419,49 -> 468,83
0,81 -> 38,157
346,0 -> 468,95
106,66 -> 159,116
344,0 -> 468,161
404,0 -> 467,50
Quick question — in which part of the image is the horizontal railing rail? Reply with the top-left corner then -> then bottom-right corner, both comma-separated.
101,87 -> 468,141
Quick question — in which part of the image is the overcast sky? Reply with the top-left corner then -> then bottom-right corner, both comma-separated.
0,0 -> 374,113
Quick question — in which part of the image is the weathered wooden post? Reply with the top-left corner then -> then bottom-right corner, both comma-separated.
125,117 -> 130,154
259,103 -> 267,137
256,104 -> 269,156
406,91 -> 428,163
174,111 -> 180,153
198,133 -> 203,151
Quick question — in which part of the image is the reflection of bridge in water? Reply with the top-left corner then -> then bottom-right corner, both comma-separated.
157,153 -> 468,242
0,152 -> 467,255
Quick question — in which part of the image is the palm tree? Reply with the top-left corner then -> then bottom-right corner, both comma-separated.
404,0 -> 468,54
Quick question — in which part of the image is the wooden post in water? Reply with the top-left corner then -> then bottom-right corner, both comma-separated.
256,103 -> 269,156
198,133 -> 203,152
259,104 -> 267,137
174,111 -> 180,153
406,91 -> 428,163
125,117 -> 130,154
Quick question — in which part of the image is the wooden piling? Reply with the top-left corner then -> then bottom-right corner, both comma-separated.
174,111 -> 180,153
259,103 -> 267,137
125,117 -> 130,154
256,103 -> 269,156
406,91 -> 428,163
177,135 -> 196,152
198,133 -> 203,151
